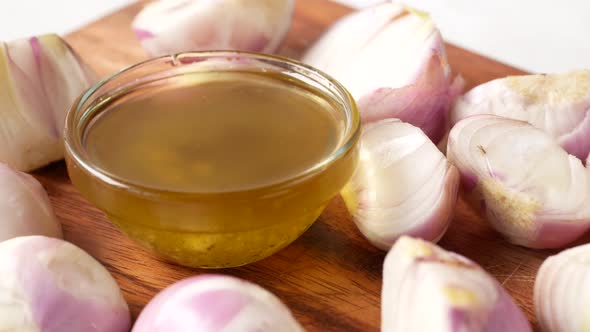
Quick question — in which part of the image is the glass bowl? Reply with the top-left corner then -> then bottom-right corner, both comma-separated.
64,51 -> 360,268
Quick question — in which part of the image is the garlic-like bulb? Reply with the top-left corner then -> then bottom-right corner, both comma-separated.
447,115 -> 590,248
535,243 -> 590,332
341,119 -> 459,250
0,163 -> 62,242
133,275 -> 304,332
451,70 -> 590,160
383,236 -> 532,332
0,34 -> 96,171
132,0 -> 294,56
303,3 -> 463,143
0,236 -> 130,331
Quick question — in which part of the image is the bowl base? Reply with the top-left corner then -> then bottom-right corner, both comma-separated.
109,207 -> 324,268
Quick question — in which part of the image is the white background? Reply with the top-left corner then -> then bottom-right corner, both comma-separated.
1,0 -> 589,73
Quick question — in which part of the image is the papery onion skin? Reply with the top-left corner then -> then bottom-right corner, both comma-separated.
451,70 -> 590,160
0,236 -> 130,332
132,0 -> 294,56
0,34 -> 96,171
341,119 -> 459,250
447,115 -> 590,248
535,243 -> 590,332
303,3 -> 463,144
0,163 -> 62,242
132,275 -> 305,332
383,236 -> 532,332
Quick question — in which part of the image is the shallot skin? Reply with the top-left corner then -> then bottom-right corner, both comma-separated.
451,70 -> 590,160
0,162 -> 62,242
133,275 -> 305,332
357,51 -> 464,144
535,243 -> 590,332
132,0 -> 295,56
303,3 -> 463,144
382,236 -> 532,332
0,236 -> 130,332
447,115 -> 590,249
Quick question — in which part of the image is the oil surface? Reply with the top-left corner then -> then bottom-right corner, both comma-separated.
84,71 -> 342,192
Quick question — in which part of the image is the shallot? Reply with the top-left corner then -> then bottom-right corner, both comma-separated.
535,243 -> 590,332
303,3 -> 463,143
132,0 -> 295,56
133,274 -> 304,332
0,34 -> 96,171
451,70 -> 590,160
382,236 -> 532,332
0,236 -> 130,332
447,115 -> 590,248
0,163 -> 61,242
341,119 -> 459,250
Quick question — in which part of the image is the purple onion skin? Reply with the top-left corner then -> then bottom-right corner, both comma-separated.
133,275 -> 304,332
0,236 -> 130,332
359,53 -> 464,144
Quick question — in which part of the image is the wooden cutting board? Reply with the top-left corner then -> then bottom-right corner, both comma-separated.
31,0 -> 558,330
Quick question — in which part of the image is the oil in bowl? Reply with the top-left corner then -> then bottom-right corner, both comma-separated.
65,52 -> 359,268
85,72 -> 341,193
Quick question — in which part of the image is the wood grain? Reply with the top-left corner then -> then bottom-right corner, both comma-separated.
30,0 -> 552,330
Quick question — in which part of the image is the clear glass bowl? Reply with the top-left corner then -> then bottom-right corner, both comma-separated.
64,51 -> 360,268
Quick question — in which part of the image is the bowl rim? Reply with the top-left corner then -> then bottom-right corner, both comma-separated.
64,50 -> 360,197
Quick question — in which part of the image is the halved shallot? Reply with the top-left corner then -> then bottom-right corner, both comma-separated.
382,236 -> 532,332
535,243 -> 590,332
447,115 -> 590,248
0,34 -> 96,171
303,3 -> 463,143
133,274 -> 304,332
452,70 -> 590,160
0,163 -> 62,242
132,0 -> 295,56
0,236 -> 130,331
341,119 -> 459,250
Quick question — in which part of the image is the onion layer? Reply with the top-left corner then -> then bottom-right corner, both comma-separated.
451,70 -> 590,160
383,236 -> 532,332
0,163 -> 62,242
132,0 -> 294,56
0,236 -> 130,332
447,115 -> 590,248
0,34 -> 96,171
133,275 -> 304,332
535,243 -> 590,332
341,119 -> 459,250
303,3 -> 463,143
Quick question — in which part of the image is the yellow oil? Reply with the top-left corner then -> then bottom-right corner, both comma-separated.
70,70 -> 358,268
